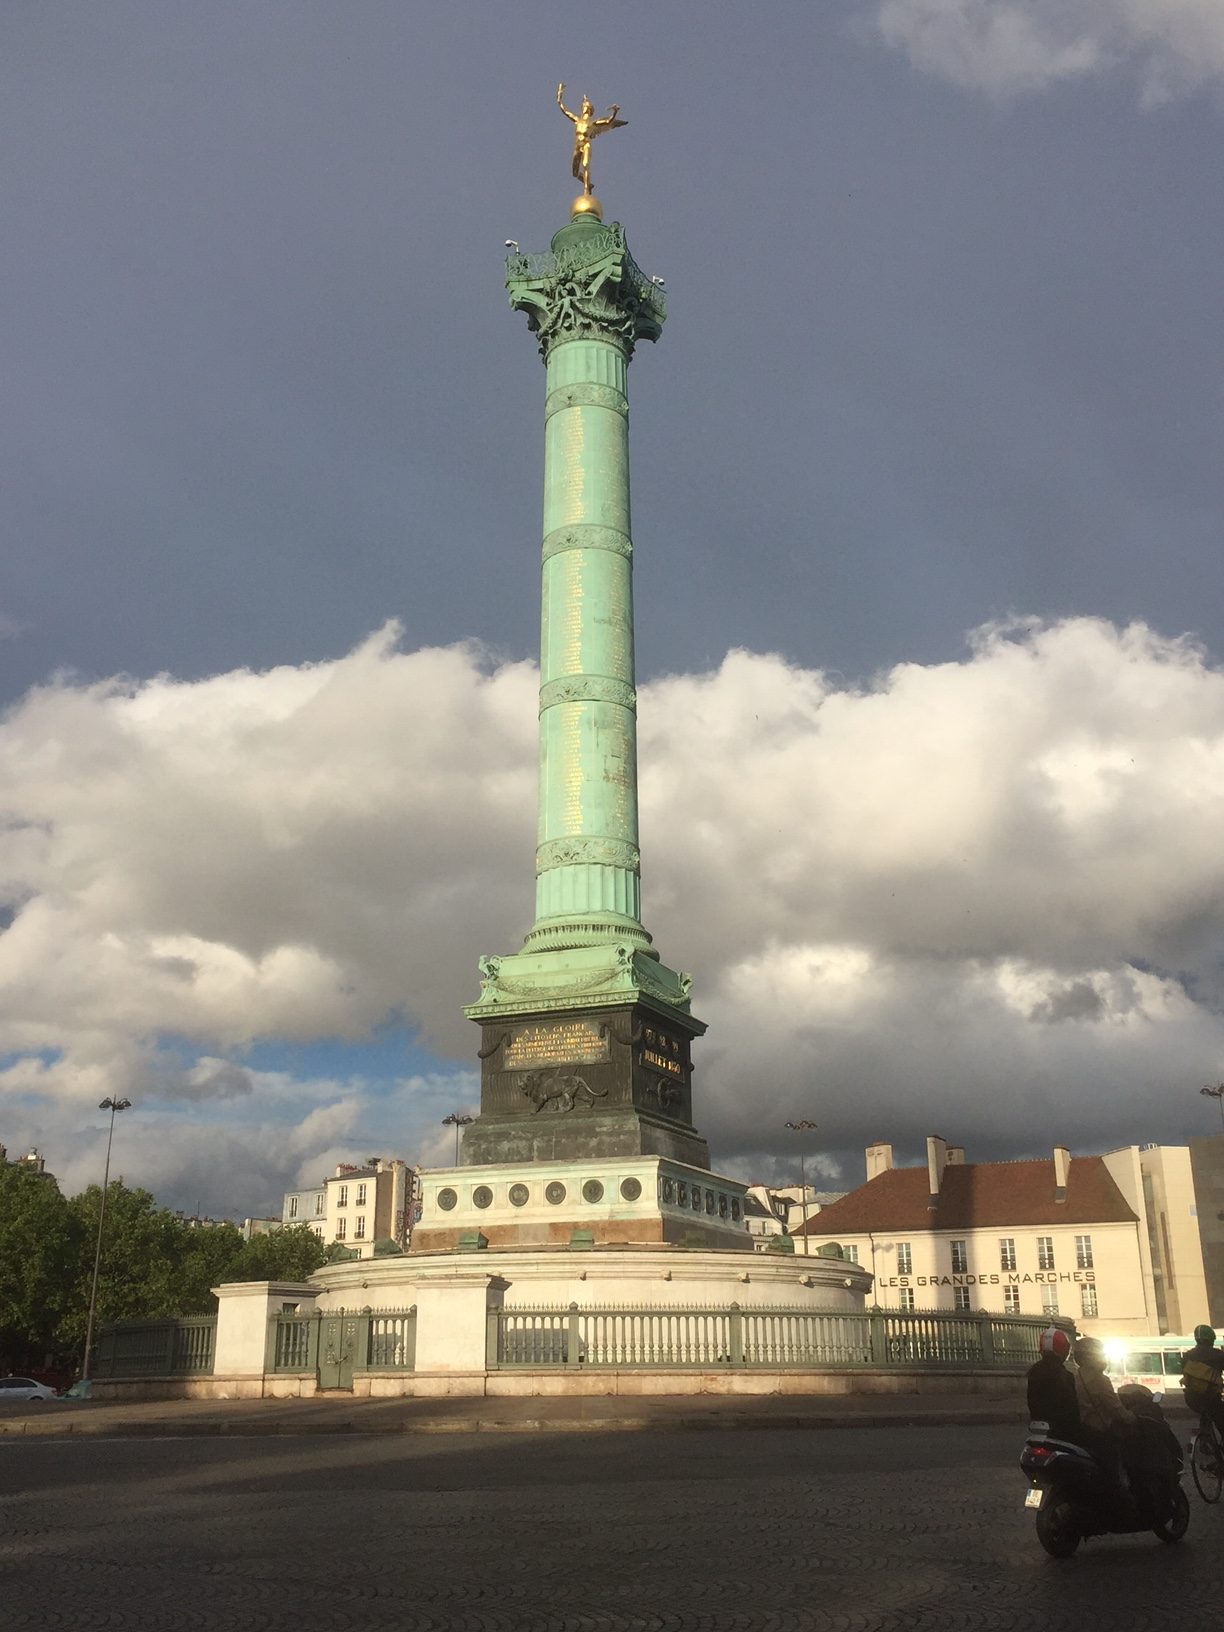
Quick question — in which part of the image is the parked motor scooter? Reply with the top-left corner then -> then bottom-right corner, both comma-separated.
1020,1385 -> 1189,1557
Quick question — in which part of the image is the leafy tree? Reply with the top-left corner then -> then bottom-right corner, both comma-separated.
0,1164 -> 86,1370
227,1224 -> 328,1282
2,1170 -> 330,1366
61,1183 -> 185,1348
172,1222 -> 248,1312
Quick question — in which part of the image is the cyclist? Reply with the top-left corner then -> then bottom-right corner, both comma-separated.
1181,1324 -> 1224,1441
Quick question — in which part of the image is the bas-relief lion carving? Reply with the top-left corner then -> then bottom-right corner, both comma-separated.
519,1069 -> 610,1114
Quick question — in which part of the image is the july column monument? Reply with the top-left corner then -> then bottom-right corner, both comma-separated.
411,95 -> 747,1253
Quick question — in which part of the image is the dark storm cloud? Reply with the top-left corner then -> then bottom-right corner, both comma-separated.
1,3 -> 1222,707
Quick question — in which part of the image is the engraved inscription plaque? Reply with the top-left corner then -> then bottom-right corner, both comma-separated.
504,1019 -> 610,1070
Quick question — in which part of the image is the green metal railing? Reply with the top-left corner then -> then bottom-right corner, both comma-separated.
265,1307 -> 417,1376
93,1316 -> 216,1378
488,1304 -> 1068,1371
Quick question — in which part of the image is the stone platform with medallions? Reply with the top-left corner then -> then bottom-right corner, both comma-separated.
411,1153 -> 750,1253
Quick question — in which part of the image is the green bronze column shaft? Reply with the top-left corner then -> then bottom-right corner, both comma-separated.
529,328 -> 646,949
507,211 -> 665,957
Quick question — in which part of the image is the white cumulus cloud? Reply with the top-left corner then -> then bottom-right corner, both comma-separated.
2,614 -> 1224,1203
864,0 -> 1224,103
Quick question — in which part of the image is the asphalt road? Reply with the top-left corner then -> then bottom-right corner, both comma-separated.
1,1424 -> 1220,1631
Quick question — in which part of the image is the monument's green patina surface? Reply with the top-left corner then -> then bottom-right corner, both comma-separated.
461,202 -> 711,1175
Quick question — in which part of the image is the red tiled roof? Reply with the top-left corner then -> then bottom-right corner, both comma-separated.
793,1156 -> 1137,1236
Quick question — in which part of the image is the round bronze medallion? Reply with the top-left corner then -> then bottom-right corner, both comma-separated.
472,1185 -> 493,1209
731,1198 -> 741,1221
691,1186 -> 702,1211
545,1181 -> 566,1205
509,1183 -> 530,1207
582,1179 -> 605,1204
620,1176 -> 642,1201
661,1177 -> 676,1203
704,1190 -> 715,1214
718,1194 -> 728,1218
437,1187 -> 458,1212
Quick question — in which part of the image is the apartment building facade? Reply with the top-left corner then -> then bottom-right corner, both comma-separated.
794,1137 -> 1149,1337
280,1158 -> 414,1259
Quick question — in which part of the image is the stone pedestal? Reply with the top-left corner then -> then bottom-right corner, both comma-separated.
463,1000 -> 708,1169
211,1280 -> 319,1378
413,1270 -> 505,1374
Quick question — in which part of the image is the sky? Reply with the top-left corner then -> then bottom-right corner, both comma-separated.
3,1 -> 1224,1217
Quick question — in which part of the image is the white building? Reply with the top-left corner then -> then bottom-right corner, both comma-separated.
1102,1140 -> 1223,1335
743,1184 -> 847,1253
280,1158 -> 416,1260
794,1137 -> 1149,1337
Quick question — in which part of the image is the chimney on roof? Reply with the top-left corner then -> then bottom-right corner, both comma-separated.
927,1135 -> 949,1210
946,1146 -> 965,1165
1053,1146 -> 1070,1203
865,1141 -> 894,1180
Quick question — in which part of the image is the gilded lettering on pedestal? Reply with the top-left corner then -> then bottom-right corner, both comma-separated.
505,1019 -> 611,1069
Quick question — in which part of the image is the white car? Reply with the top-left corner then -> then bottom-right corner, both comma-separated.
0,1376 -> 58,1402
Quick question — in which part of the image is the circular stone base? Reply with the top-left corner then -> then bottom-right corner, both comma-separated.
312,1244 -> 870,1312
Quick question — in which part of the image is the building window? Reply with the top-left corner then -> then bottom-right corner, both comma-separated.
336,1217 -> 347,1240
1081,1283 -> 1098,1319
1075,1235 -> 1093,1270
950,1239 -> 967,1273
337,1185 -> 348,1207
842,1244 -> 859,1264
1037,1236 -> 1055,1271
288,1197 -> 298,1219
315,1194 -> 325,1216
999,1238 -> 1016,1272
1041,1285 -> 1059,1317
354,1215 -> 366,1240
899,1287 -> 915,1311
954,1285 -> 970,1311
1004,1286 -> 1021,1314
356,1183 -> 367,1206
897,1241 -> 912,1275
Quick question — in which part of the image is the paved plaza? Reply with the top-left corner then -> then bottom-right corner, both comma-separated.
2,1423 -> 1222,1631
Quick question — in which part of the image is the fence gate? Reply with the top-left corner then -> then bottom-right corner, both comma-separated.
318,1311 -> 361,1390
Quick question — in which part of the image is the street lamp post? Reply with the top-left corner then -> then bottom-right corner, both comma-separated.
441,1112 -> 473,1166
81,1095 -> 132,1383
784,1119 -> 818,1254
1201,1085 -> 1224,1135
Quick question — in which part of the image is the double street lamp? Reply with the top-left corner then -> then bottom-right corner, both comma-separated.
81,1096 -> 132,1383
1201,1084 -> 1224,1135
441,1112 -> 473,1166
784,1119 -> 818,1255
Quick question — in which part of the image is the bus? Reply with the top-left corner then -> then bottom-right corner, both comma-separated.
1102,1334 -> 1193,1396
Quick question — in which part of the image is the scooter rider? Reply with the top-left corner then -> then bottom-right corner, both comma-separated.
1073,1335 -> 1135,1489
1181,1324 -> 1224,1436
1026,1325 -> 1079,1440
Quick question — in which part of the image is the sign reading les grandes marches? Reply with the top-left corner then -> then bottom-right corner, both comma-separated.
504,1020 -> 610,1070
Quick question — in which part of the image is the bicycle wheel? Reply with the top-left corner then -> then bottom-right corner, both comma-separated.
1191,1427 -> 1222,1503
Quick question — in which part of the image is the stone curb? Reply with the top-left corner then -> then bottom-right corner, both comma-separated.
0,1406 -> 1029,1438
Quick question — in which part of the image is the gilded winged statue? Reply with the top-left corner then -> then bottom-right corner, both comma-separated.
557,83 -> 627,196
